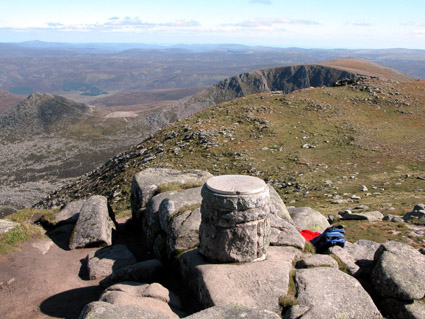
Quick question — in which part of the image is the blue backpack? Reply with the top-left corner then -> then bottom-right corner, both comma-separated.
310,225 -> 345,253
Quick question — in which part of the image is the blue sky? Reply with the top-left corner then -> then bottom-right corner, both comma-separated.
0,0 -> 424,49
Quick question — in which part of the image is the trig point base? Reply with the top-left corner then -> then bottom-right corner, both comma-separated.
199,175 -> 271,263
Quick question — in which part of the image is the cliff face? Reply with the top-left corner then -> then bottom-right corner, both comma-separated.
210,65 -> 356,104
169,65 -> 356,120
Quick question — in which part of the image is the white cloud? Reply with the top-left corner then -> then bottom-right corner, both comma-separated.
352,21 -> 371,27
250,0 -> 272,4
224,17 -> 319,30
413,29 -> 425,36
407,22 -> 425,27
0,17 -> 201,33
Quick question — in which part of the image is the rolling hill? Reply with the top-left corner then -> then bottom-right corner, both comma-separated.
38,75 -> 425,242
0,89 -> 23,114
1,60 -> 423,218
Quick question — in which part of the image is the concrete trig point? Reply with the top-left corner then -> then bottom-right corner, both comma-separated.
199,175 -> 271,263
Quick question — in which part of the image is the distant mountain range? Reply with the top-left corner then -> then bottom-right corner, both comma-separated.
0,43 -> 424,108
0,58 -> 418,216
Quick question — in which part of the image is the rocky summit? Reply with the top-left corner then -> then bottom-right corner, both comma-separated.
1,59 -> 424,319
8,168 -> 423,319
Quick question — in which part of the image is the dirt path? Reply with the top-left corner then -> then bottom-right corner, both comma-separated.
0,231 -> 102,319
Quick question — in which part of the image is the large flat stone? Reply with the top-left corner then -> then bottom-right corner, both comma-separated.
285,267 -> 382,319
179,246 -> 301,313
340,211 -> 384,222
372,241 -> 425,300
85,244 -> 137,280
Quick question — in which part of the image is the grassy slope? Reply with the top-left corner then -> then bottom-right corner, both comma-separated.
319,58 -> 416,82
42,77 -> 425,249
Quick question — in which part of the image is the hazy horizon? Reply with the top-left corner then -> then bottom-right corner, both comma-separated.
0,0 -> 424,50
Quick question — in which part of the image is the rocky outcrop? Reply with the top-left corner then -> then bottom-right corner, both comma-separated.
130,168 -> 212,218
158,187 -> 202,258
54,199 -> 87,223
0,93 -> 94,136
69,195 -> 116,250
85,244 -> 137,280
209,65 -> 356,106
288,206 -> 330,232
329,240 -> 380,276
284,267 -> 382,319
372,241 -> 425,300
142,186 -> 203,259
179,246 -> 301,313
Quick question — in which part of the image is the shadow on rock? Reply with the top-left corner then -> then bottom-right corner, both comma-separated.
45,223 -> 75,251
40,285 -> 102,319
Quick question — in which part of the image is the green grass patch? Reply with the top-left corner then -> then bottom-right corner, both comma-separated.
0,223 -> 45,255
330,254 -> 349,274
280,270 -> 298,308
6,208 -> 59,224
115,209 -> 132,219
303,241 -> 316,254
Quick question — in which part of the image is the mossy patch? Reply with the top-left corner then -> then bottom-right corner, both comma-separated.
0,223 -> 45,255
6,208 -> 59,224
303,241 -> 316,254
280,270 -> 299,308
330,254 -> 349,274
157,181 -> 204,193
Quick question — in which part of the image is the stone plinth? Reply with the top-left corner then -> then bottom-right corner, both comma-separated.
199,175 -> 271,263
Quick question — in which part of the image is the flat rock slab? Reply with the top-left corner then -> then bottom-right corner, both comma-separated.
288,206 -> 330,232
329,240 -> 380,276
86,244 -> 137,280
341,211 -> 384,222
69,195 -> 115,250
100,259 -> 163,288
99,282 -> 182,318
184,304 -> 281,319
131,168 -> 212,216
104,282 -> 182,310
54,199 -> 87,223
80,301 -> 174,319
295,253 -> 338,269
0,219 -> 19,234
372,241 -> 425,300
285,267 -> 382,319
179,246 -> 301,313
